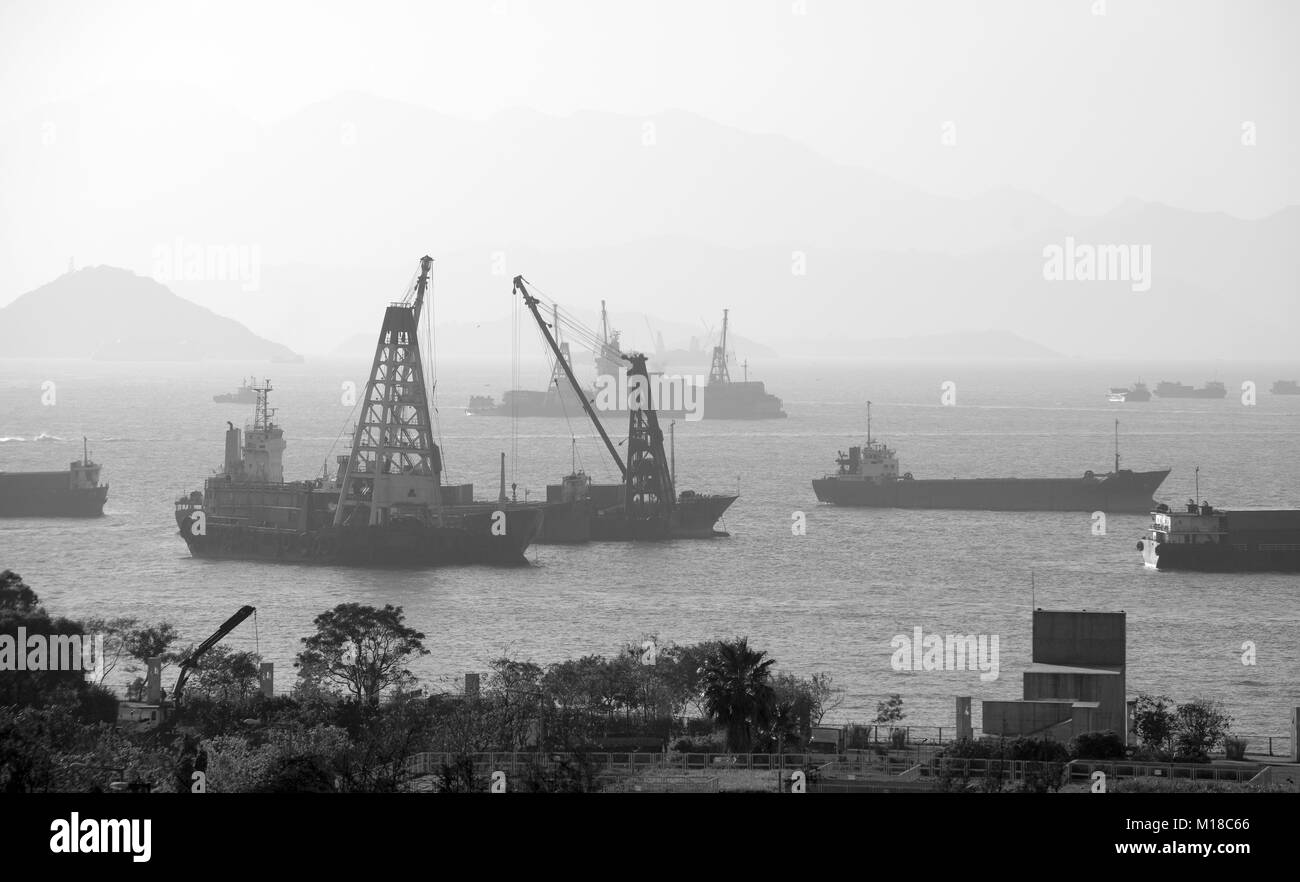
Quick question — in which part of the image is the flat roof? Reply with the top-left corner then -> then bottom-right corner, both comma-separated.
1024,663 -> 1122,676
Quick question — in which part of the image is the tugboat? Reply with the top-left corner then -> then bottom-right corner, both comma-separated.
700,309 -> 786,419
213,377 -> 259,404
813,409 -> 1169,513
175,257 -> 546,566
1270,380 -> 1300,395
0,438 -> 108,517
1139,498 -> 1300,572
514,276 -> 736,541
1154,380 -> 1227,399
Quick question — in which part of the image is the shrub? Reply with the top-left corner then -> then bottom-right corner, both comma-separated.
1173,698 -> 1233,761
1071,730 -> 1126,760
1223,737 -> 1248,761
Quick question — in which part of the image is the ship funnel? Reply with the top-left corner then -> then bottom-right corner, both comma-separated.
225,423 -> 242,475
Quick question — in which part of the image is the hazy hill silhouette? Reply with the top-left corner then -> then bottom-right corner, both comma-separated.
0,266 -> 299,361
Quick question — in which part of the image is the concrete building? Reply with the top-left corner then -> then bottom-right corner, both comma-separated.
981,609 -> 1127,744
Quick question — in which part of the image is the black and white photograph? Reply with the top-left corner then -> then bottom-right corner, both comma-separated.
0,0 -> 1294,859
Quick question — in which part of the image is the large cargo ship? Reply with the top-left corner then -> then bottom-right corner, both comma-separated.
1154,380 -> 1226,399
514,276 -> 736,542
174,257 -> 545,566
0,439 -> 108,517
812,409 -> 1169,513
700,309 -> 786,419
1271,380 -> 1300,395
1138,500 -> 1300,572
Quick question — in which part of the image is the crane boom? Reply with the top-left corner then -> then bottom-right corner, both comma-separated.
171,605 -> 256,705
513,276 -> 628,479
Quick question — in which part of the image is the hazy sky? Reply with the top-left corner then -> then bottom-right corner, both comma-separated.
1,0 -> 1294,217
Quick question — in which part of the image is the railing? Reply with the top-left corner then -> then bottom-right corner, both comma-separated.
1067,759 -> 1264,784
403,750 -> 1289,792
404,751 -> 825,779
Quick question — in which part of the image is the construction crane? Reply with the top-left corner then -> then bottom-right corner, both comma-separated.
169,605 -> 256,706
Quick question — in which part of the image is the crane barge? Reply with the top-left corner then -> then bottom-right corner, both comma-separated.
514,276 -> 736,541
174,256 -> 546,565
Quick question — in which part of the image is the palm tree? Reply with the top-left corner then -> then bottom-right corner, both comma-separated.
700,638 -> 776,753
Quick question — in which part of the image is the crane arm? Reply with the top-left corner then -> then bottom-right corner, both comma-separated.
171,605 -> 256,705
513,276 -> 628,479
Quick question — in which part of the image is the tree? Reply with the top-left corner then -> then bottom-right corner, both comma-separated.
1133,692 -> 1176,754
1173,698 -> 1233,761
77,616 -> 140,686
123,622 -> 180,665
295,604 -> 428,707
1,572 -> 91,707
187,644 -> 262,703
809,672 -> 842,725
699,638 -> 775,753
0,570 -> 41,617
874,694 -> 905,725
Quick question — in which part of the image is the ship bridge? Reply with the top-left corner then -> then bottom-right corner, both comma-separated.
1149,501 -> 1227,545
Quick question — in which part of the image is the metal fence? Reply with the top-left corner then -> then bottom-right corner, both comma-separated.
1066,759 -> 1265,784
404,749 -> 1286,792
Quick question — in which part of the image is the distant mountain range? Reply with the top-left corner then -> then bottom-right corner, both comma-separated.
2,86 -> 1296,359
0,266 -> 299,361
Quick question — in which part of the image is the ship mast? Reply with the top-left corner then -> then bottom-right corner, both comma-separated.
1114,419 -> 1120,473
867,400 -> 872,445
333,256 -> 442,527
514,276 -> 627,479
708,309 -> 731,385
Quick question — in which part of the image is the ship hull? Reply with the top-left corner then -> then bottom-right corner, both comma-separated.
1140,540 -> 1300,572
0,478 -> 107,517
177,502 -> 545,566
812,470 -> 1169,514
538,494 -> 736,542
701,383 -> 786,419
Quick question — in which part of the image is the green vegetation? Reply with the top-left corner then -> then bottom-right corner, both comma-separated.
1,571 -> 851,792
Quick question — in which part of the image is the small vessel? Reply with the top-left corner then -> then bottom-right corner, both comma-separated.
1126,381 -> 1152,402
466,304 -> 596,418
1270,380 -> 1300,395
213,377 -> 259,404
1153,380 -> 1227,399
700,309 -> 786,419
0,438 -> 108,517
1139,499 -> 1300,572
1107,387 -> 1128,403
175,257 -> 546,566
813,410 -> 1169,513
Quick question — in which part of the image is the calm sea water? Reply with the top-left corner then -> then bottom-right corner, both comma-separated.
2,357 -> 1298,738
